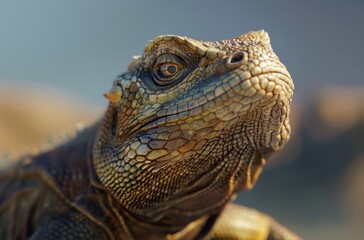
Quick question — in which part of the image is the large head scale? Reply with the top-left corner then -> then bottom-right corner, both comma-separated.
93,30 -> 294,227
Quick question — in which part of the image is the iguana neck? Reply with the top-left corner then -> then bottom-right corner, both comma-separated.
93,105 -> 270,230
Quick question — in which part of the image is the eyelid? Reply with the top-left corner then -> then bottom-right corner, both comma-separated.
154,54 -> 187,68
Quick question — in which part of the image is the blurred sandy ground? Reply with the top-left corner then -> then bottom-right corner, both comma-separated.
1,82 -> 364,239
0,81 -> 102,165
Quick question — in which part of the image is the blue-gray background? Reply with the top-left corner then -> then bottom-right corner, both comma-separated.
1,1 -> 364,239
1,0 -> 363,106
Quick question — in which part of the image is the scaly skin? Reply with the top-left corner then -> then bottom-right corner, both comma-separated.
0,30 -> 299,239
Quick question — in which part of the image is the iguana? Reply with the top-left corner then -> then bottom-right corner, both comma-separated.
0,30 -> 299,239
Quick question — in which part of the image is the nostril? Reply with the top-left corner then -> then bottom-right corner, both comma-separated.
230,52 -> 245,63
225,51 -> 248,70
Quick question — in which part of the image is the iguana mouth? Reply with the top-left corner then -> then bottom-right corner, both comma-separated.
114,70 -> 292,148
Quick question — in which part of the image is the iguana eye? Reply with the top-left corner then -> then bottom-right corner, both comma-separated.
152,54 -> 186,86
159,63 -> 179,77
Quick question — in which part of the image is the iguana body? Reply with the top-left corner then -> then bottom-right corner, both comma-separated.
0,30 -> 299,239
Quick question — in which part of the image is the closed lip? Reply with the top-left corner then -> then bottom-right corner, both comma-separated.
115,69 -> 293,141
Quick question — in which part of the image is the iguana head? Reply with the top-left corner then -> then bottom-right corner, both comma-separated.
93,30 -> 294,227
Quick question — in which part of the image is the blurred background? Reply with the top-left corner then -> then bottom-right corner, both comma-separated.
1,1 -> 363,239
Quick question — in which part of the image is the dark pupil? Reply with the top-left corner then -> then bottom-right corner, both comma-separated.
167,65 -> 176,73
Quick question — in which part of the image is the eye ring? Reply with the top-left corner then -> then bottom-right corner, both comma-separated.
159,63 -> 180,77
152,54 -> 187,86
